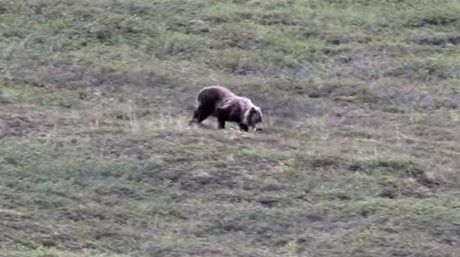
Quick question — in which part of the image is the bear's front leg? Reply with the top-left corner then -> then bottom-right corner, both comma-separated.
238,123 -> 249,132
217,116 -> 226,129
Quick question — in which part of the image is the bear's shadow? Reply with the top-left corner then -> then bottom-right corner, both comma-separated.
190,118 -> 265,133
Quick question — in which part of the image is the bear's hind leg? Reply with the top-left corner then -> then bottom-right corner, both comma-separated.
189,109 -> 199,125
215,107 -> 229,129
194,104 -> 213,124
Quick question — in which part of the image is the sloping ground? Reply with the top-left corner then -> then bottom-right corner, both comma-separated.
0,0 -> 460,256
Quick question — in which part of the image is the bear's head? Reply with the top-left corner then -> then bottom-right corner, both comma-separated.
244,106 -> 263,131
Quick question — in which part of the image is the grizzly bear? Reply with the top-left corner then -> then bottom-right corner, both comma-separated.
189,85 -> 263,132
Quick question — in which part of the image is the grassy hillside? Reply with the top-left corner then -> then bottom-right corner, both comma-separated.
1,0 -> 460,256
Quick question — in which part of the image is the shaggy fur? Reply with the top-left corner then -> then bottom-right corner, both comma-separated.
189,85 -> 263,131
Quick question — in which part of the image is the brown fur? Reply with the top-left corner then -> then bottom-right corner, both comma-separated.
189,85 -> 263,131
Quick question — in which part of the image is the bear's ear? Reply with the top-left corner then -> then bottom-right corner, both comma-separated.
251,106 -> 261,115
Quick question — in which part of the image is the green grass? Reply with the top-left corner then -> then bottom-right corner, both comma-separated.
1,0 -> 460,256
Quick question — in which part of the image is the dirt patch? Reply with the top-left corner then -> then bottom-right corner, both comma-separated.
384,62 -> 456,81
139,241 -> 233,257
204,209 -> 338,247
0,114 -> 53,138
0,211 -> 87,251
335,51 -> 392,81
407,15 -> 460,28
414,34 -> 460,46
257,12 -> 308,26
406,169 -> 447,189
214,30 -> 268,50
322,31 -> 372,45
350,157 -> 447,193
142,167 -> 246,193
250,93 -> 328,126
0,57 -> 177,91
